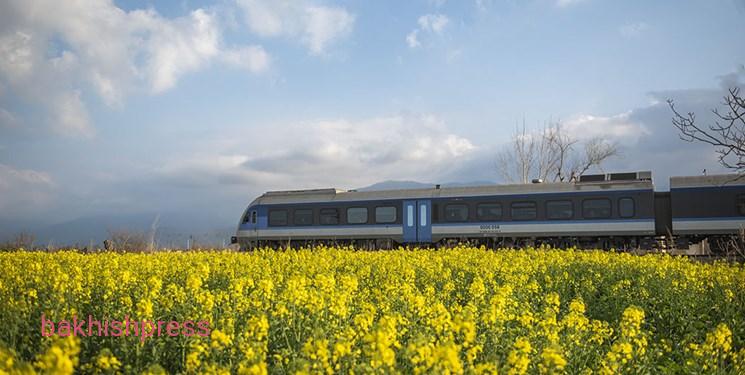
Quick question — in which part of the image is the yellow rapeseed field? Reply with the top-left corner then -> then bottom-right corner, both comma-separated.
0,246 -> 744,374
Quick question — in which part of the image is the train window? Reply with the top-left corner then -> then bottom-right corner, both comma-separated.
582,199 -> 611,219
444,204 -> 469,222
737,195 -> 745,215
511,202 -> 537,220
251,211 -> 257,224
546,200 -> 573,220
242,211 -> 251,223
268,210 -> 288,226
619,198 -> 635,218
375,206 -> 397,223
347,207 -> 368,224
293,209 -> 313,226
319,208 -> 339,225
477,203 -> 502,221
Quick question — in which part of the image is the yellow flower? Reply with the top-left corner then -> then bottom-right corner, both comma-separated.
507,337 -> 532,375
539,346 -> 566,373
95,349 -> 121,371
0,247 -> 743,374
210,329 -> 233,350
34,337 -> 80,375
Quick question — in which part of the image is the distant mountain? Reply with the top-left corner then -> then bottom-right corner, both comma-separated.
0,219 -> 41,243
357,180 -> 497,191
1,212 -> 235,248
357,180 -> 434,191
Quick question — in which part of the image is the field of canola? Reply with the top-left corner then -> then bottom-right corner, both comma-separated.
0,246 -> 744,374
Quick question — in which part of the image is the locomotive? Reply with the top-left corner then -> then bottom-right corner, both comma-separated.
232,171 -> 745,253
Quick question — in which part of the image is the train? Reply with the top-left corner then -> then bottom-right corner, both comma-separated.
231,171 -> 745,253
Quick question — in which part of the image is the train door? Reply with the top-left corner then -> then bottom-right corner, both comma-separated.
417,200 -> 432,243
403,200 -> 432,243
403,200 -> 417,243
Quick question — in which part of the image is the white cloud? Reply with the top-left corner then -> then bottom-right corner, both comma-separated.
0,163 -> 55,218
563,112 -> 650,144
154,113 -> 477,190
0,0 -> 270,136
303,6 -> 355,55
145,9 -> 222,93
0,108 -> 21,129
221,45 -> 270,73
0,164 -> 53,188
406,30 -> 421,48
407,13 -> 450,49
51,90 -> 93,138
235,0 -> 287,37
0,31 -> 34,80
418,14 -> 450,34
235,0 -> 355,56
619,22 -> 648,38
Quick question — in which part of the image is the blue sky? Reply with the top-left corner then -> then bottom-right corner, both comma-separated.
1,0 -> 744,242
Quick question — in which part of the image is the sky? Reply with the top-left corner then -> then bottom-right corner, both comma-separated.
1,0 -> 745,243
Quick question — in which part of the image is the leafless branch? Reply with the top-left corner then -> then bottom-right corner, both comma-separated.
668,87 -> 745,172
496,121 -> 617,183
568,137 -> 620,181
107,228 -> 148,252
1,231 -> 36,251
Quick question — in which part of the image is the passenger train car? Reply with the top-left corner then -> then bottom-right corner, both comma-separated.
669,174 -> 745,246
231,171 -> 745,252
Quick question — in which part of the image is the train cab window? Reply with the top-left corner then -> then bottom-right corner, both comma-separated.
444,204 -> 469,222
242,211 -> 251,223
375,206 -> 397,223
251,211 -> 257,224
582,199 -> 611,219
319,208 -> 339,225
293,209 -> 313,226
477,203 -> 502,221
619,198 -> 635,218
511,202 -> 537,220
347,207 -> 368,224
546,200 -> 573,220
268,210 -> 288,226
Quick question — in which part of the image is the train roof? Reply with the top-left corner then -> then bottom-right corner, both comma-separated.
253,171 -> 654,205
670,173 -> 745,189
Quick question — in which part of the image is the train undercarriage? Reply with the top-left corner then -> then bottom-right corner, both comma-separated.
241,235 -> 651,252
236,234 -> 745,255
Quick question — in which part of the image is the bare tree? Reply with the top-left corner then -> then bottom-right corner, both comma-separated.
496,122 -> 619,183
567,137 -> 620,180
1,231 -> 36,251
496,123 -> 537,184
668,87 -> 745,172
107,229 -> 148,252
545,125 -> 578,182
